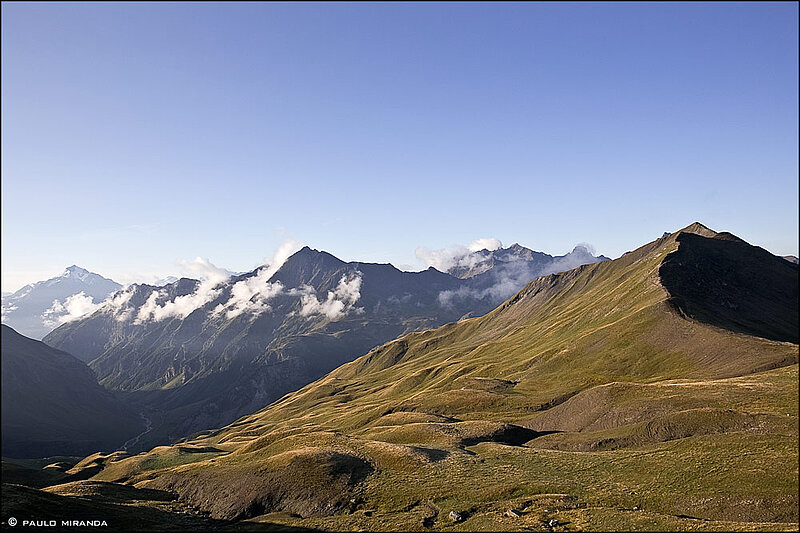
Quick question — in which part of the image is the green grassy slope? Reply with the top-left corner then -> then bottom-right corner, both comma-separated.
17,223 -> 800,531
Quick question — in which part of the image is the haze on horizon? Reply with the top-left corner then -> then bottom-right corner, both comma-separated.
2,2 -> 798,293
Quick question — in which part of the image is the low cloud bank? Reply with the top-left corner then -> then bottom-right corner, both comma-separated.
103,287 -> 137,322
415,238 -> 503,273
1,303 -> 18,321
135,257 -> 231,323
438,244 -> 604,307
261,240 -> 305,280
177,257 -> 233,283
298,272 -> 363,321
213,269 -> 284,320
212,240 -> 304,320
129,241 -> 316,323
43,292 -> 102,328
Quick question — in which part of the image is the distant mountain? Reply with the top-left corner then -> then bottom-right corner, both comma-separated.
1,325 -> 143,458
1,266 -> 121,340
153,276 -> 179,286
783,255 -> 799,264
67,223 -> 798,529
441,244 -> 610,306
44,243 -> 607,451
446,242 -> 610,280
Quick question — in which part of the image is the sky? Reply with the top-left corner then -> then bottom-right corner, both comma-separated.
2,2 -> 798,292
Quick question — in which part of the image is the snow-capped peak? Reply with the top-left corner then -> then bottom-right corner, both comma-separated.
63,265 -> 91,280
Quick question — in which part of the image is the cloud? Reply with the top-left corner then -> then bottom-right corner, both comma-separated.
437,242 -> 605,307
135,291 -> 163,324
1,303 -> 18,321
213,269 -> 285,320
261,240 -> 305,281
177,257 -> 232,284
42,292 -> 102,328
415,238 -> 504,273
299,272 -> 363,321
210,240 -> 304,320
101,287 -> 137,322
547,244 -> 604,275
138,281 -> 224,323
133,243 -> 306,324
437,261 -> 534,306
134,257 -> 232,323
468,238 -> 503,253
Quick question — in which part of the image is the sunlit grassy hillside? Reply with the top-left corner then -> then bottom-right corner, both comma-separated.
6,223 -> 798,531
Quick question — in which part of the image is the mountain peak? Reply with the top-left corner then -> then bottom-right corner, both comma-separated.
679,222 -> 717,238
2,267 -> 121,339
64,265 -> 90,276
288,245 -> 342,262
269,246 -> 348,287
570,244 -> 591,254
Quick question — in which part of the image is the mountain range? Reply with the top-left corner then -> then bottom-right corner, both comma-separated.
10,222 -> 795,530
443,243 -> 610,280
1,266 -> 121,340
42,243 -> 609,451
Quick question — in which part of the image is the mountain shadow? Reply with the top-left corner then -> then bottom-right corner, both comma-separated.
659,231 -> 799,343
1,325 -> 143,458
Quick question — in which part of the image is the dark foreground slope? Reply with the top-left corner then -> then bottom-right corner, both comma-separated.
11,223 -> 799,531
0,326 -> 144,458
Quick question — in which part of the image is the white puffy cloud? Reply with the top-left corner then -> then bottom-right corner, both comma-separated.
135,290 -> 163,324
101,287 -> 137,322
177,257 -> 232,285
299,272 -> 363,321
107,288 -> 134,308
260,240 -> 305,281
437,242 -> 604,307
213,269 -> 285,320
132,243 -> 308,324
141,281 -> 223,322
547,244 -> 600,274
42,292 -> 102,328
467,238 -> 503,253
210,240 -> 305,320
134,257 -> 232,323
1,303 -> 18,321
415,238 -> 503,273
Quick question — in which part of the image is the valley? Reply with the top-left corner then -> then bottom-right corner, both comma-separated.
38,243 -> 607,451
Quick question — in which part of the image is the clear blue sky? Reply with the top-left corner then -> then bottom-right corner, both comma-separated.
2,2 -> 798,291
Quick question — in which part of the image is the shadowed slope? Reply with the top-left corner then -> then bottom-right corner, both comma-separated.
0,326 -> 143,458
660,230 -> 798,343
